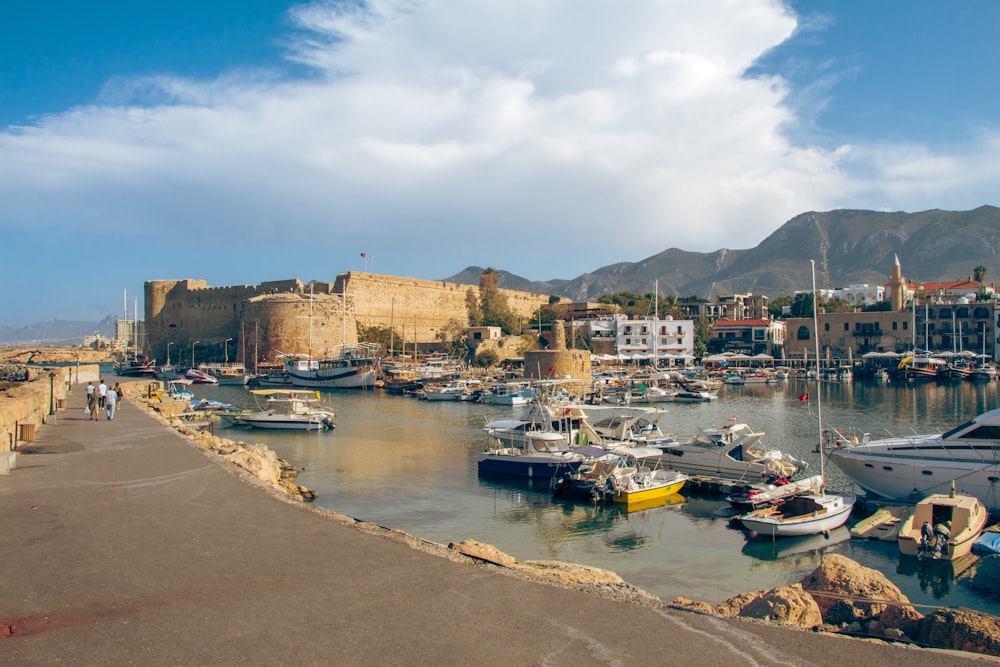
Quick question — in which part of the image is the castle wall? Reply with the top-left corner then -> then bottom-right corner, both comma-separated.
337,272 -> 554,342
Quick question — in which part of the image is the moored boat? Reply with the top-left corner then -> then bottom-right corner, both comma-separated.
641,419 -> 806,482
897,487 -> 988,561
115,352 -> 157,377
477,430 -> 586,479
185,367 -> 219,384
226,389 -> 335,431
827,408 -> 1000,513
284,343 -> 381,389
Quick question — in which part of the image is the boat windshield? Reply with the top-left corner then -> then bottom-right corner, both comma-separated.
956,424 -> 1000,440
941,419 -> 983,440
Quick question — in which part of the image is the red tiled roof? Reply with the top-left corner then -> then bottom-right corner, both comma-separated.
913,280 -> 981,292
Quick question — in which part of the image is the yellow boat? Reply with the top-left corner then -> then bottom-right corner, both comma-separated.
608,468 -> 688,507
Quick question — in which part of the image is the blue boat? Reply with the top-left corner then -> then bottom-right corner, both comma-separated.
477,430 -> 586,479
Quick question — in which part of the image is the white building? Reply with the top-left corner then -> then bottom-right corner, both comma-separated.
609,314 -> 695,366
831,284 -> 885,305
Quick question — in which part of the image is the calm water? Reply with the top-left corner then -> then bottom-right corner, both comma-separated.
172,376 -> 1000,613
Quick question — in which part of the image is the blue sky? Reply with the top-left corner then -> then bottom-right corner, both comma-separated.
2,0 -> 999,327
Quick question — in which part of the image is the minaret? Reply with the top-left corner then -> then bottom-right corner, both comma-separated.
887,254 -> 906,311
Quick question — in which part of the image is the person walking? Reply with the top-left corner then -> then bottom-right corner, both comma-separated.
112,382 -> 125,412
105,386 -> 118,420
87,385 -> 100,420
98,378 -> 108,409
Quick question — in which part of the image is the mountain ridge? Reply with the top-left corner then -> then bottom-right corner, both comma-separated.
445,206 -> 1000,300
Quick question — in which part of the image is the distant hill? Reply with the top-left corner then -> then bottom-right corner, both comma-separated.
0,315 -> 116,345
445,206 -> 1000,300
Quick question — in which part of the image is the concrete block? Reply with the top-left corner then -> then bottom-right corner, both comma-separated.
0,451 -> 16,475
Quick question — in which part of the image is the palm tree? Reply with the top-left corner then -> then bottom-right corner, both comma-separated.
974,265 -> 987,283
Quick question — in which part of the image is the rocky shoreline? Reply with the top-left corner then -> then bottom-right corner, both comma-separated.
128,386 -> 1000,660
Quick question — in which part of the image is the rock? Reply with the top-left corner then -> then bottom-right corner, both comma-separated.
737,584 -> 823,629
515,560 -> 626,587
671,597 -> 716,615
222,444 -> 282,486
715,590 -> 762,618
801,554 -> 917,629
915,609 -> 1000,657
449,539 -> 517,567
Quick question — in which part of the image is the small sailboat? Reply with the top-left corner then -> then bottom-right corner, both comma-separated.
740,260 -> 855,538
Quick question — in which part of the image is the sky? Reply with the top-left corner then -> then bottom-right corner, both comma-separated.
2,0 -> 999,327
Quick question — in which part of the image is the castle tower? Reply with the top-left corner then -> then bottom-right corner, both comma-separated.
887,254 -> 906,311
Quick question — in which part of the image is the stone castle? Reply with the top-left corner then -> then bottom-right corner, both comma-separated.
144,273 -> 558,365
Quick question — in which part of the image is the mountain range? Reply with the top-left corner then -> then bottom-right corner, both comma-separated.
446,206 -> 1000,302
0,316 -> 117,346
3,207 -> 997,343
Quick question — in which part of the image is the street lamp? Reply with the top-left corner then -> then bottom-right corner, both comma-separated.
224,337 -> 233,364
48,372 -> 56,415
191,341 -> 199,368
166,341 -> 174,366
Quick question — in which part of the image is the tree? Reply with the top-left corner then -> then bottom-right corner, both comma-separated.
974,265 -> 988,283
476,268 -> 519,334
357,324 -> 401,355
769,295 -> 794,318
693,317 -> 713,357
474,348 -> 499,368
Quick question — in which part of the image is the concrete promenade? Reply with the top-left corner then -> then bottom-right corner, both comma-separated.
0,386 -> 989,665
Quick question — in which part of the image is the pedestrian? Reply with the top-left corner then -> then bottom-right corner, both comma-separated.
85,381 -> 95,414
87,385 -> 100,420
112,382 -> 125,411
98,378 -> 108,409
105,386 -> 118,420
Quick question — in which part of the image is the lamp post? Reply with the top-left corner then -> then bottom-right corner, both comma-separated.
166,341 -> 173,366
224,337 -> 233,364
192,341 -> 199,368
48,372 -> 55,415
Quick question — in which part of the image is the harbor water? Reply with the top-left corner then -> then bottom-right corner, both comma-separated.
168,376 -> 1000,615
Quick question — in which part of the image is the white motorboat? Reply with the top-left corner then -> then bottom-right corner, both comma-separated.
185,367 -> 219,384
421,379 -> 481,401
827,407 -> 1000,513
284,343 -> 381,389
641,419 -> 806,482
477,383 -> 538,406
197,363 -> 248,386
227,390 -> 335,431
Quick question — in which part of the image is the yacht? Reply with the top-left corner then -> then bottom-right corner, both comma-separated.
827,408 -> 1000,513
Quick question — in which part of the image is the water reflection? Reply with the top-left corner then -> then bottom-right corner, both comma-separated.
741,526 -> 852,562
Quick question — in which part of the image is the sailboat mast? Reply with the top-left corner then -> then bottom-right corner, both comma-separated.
811,260 -> 825,493
653,279 -> 659,370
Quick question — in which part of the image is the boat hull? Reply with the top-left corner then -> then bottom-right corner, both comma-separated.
477,453 -> 583,479
613,478 -> 686,506
231,415 -> 333,430
741,494 -> 854,538
828,448 -> 1000,513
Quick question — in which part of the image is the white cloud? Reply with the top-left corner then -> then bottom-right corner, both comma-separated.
0,0 -> 997,289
